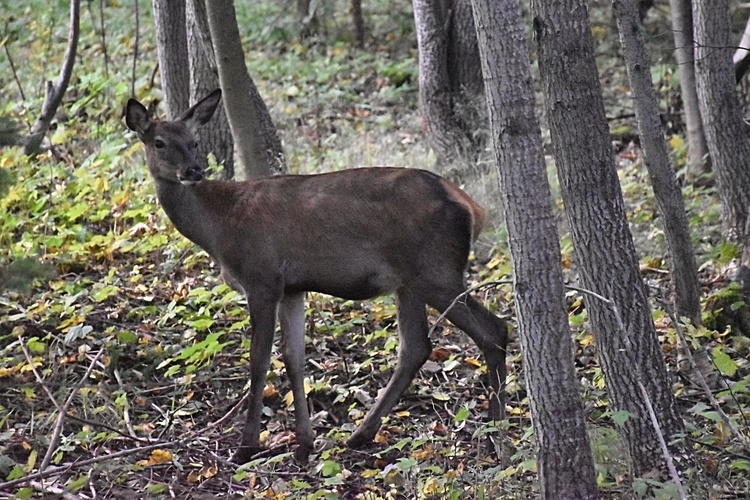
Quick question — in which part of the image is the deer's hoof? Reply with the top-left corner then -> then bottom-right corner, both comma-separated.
231,446 -> 262,465
346,432 -> 373,449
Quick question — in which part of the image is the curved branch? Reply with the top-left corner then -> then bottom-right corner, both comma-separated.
23,0 -> 80,155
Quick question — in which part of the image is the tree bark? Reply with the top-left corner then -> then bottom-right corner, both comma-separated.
693,0 -> 750,241
186,0 -> 235,179
205,0 -> 285,178
151,0 -> 189,119
531,0 -> 685,479
472,0 -> 599,497
669,0 -> 709,180
412,0 -> 473,167
613,0 -> 701,325
351,0 -> 365,48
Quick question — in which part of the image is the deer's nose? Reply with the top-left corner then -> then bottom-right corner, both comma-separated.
179,164 -> 204,184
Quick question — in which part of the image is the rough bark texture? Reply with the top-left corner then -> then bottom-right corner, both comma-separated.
693,0 -> 750,241
205,0 -> 285,178
531,0 -> 684,478
152,0 -> 189,119
448,0 -> 483,98
187,0 -> 235,179
669,0 -> 709,179
412,0 -> 472,166
472,0 -> 599,497
613,0 -> 700,325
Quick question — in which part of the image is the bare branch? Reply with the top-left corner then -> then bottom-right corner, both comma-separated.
22,0 -> 80,155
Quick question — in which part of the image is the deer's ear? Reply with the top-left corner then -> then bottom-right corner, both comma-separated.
180,89 -> 222,131
125,99 -> 152,136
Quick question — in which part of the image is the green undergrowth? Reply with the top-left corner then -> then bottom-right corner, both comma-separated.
0,0 -> 749,498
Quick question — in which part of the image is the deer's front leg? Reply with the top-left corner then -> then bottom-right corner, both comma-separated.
232,294 -> 279,464
279,292 -> 314,462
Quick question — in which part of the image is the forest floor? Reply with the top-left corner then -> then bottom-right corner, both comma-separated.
0,0 -> 749,498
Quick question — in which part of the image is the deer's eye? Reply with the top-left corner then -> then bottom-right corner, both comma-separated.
154,139 -> 166,149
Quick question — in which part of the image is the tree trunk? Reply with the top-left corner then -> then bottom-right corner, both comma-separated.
733,14 -> 750,83
669,0 -> 709,180
151,0 -> 189,119
531,0 -> 685,479
186,0 -> 235,179
412,0 -> 473,167
693,0 -> 750,241
472,0 -> 599,497
205,0 -> 285,179
613,0 -> 701,325
351,0 -> 365,48
447,0 -> 482,98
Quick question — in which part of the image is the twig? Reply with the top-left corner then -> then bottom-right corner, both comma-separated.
131,0 -> 139,96
203,387 -> 253,433
3,20 -> 25,100
18,337 -> 63,412
656,294 -> 750,453
18,337 -> 148,443
637,381 -> 687,500
113,369 -> 138,438
568,284 -> 686,489
0,440 -> 180,491
29,480 -> 84,500
40,349 -> 105,472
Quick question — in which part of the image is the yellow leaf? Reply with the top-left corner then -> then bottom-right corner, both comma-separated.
259,430 -> 270,446
395,410 -> 410,418
283,391 -> 294,407
423,477 -> 441,495
412,444 -> 434,460
138,449 -> 172,466
465,357 -> 482,368
669,134 -> 685,150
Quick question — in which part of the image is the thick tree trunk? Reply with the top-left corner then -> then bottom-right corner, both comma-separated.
205,0 -> 285,179
613,0 -> 701,325
151,0 -> 189,119
187,0 -> 234,179
472,0 -> 599,497
351,0 -> 365,47
531,0 -> 685,479
693,0 -> 750,241
669,0 -> 709,180
412,0 -> 472,166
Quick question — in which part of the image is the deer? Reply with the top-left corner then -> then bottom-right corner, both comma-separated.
125,89 -> 509,464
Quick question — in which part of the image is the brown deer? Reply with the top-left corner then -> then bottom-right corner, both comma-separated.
125,89 -> 508,464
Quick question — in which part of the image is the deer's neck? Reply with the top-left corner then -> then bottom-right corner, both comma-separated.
154,179 -> 234,258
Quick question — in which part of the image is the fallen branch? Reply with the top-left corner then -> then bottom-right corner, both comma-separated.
40,349 -> 105,472
0,440 -> 180,491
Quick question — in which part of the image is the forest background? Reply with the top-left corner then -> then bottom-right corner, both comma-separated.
0,0 -> 749,498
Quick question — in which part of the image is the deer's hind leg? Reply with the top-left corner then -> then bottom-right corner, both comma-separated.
347,287 -> 432,448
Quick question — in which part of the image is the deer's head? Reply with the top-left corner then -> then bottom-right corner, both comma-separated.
125,89 -> 222,185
